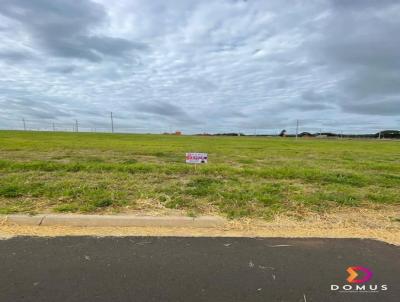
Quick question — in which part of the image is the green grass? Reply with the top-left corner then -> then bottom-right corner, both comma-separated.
0,130 -> 399,218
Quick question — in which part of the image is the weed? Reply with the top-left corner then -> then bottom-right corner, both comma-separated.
0,131 -> 398,218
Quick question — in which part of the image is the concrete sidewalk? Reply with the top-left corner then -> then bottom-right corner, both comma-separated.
0,214 -> 226,228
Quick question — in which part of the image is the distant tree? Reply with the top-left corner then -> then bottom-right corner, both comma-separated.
279,129 -> 287,137
375,130 -> 400,139
299,132 -> 314,137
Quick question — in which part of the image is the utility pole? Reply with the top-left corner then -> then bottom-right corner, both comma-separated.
110,112 -> 114,133
22,118 -> 26,131
75,120 -> 79,132
295,120 -> 299,140
52,122 -> 55,132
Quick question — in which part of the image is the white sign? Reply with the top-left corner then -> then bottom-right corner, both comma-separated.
186,153 -> 208,164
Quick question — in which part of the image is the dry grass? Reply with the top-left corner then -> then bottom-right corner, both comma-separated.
1,131 -> 399,219
1,207 -> 399,245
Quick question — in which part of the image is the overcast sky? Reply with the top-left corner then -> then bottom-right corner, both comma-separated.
0,0 -> 399,133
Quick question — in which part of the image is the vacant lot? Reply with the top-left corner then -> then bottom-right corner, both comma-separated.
0,131 -> 399,219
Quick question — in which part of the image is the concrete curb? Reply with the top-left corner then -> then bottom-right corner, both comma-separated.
0,214 -> 226,228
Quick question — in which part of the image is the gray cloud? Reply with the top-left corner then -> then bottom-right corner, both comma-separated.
134,101 -> 197,124
330,0 -> 399,11
0,50 -> 33,62
0,97 -> 72,119
293,103 -> 334,111
307,0 -> 400,118
343,70 -> 400,99
0,0 -> 399,133
341,98 -> 400,116
0,0 -> 147,62
46,65 -> 77,74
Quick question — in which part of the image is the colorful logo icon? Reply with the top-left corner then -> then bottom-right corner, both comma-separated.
347,266 -> 373,284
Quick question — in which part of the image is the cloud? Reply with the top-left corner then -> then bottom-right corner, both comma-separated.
0,0 -> 399,133
0,0 -> 147,62
307,1 -> 400,118
0,97 -> 72,119
0,50 -> 33,62
134,101 -> 197,124
293,103 -> 334,111
46,65 -> 77,74
341,98 -> 400,116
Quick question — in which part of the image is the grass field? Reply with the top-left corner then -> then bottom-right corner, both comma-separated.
0,130 -> 399,219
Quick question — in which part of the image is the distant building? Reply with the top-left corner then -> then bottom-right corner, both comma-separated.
163,131 -> 182,135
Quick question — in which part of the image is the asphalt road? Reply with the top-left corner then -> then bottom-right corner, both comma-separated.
0,237 -> 398,302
